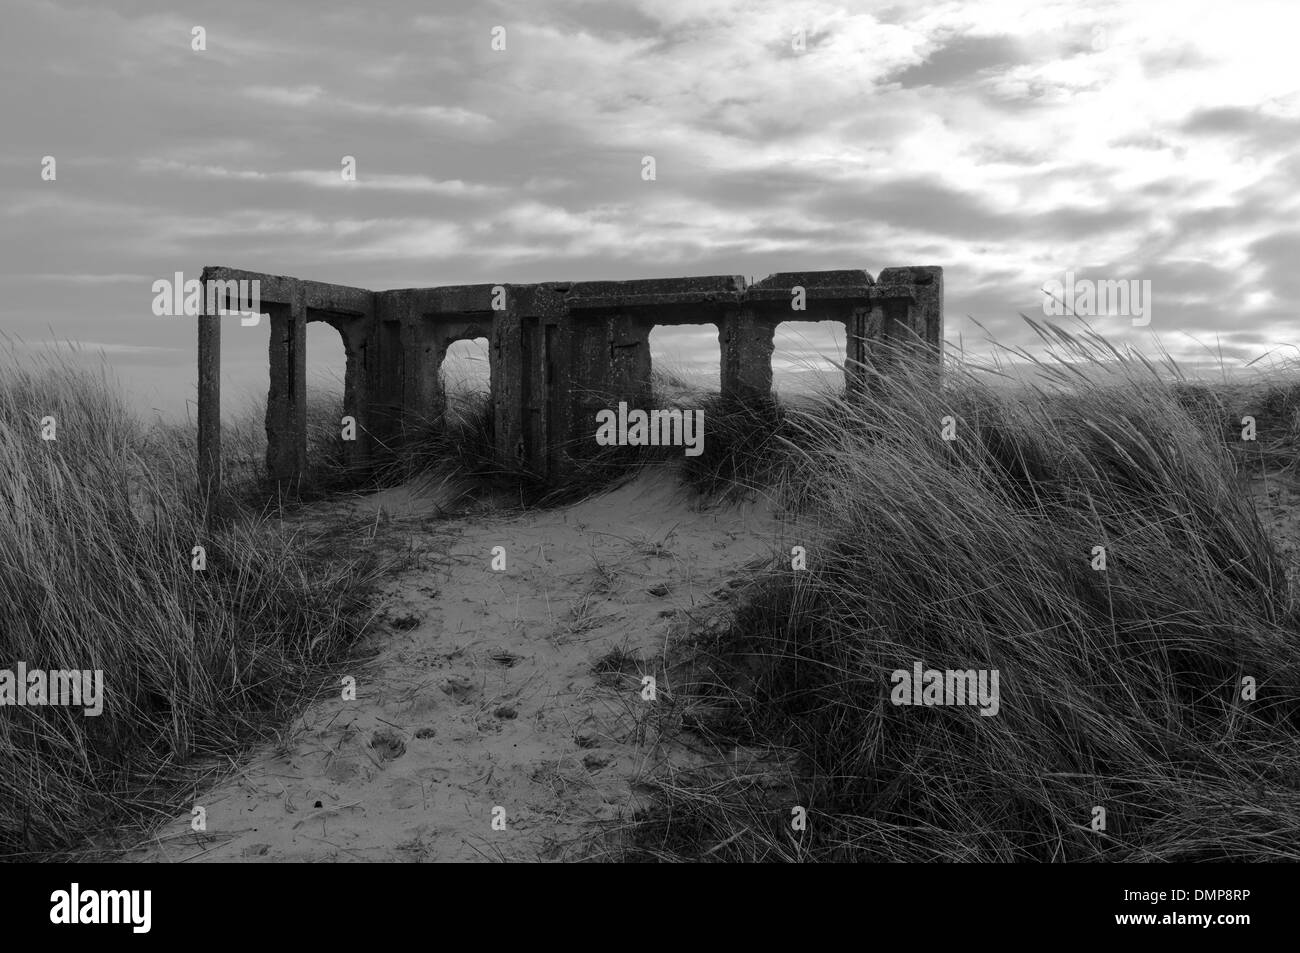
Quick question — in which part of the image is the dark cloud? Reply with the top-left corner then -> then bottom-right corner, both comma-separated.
803,176 -> 1151,245
891,34 -> 1028,89
1140,43 -> 1214,75
1109,133 -> 1171,151
1181,106 -> 1300,152
969,143 -> 1048,166
1182,107 -> 1264,134
1249,231 -> 1300,301
547,0 -> 665,40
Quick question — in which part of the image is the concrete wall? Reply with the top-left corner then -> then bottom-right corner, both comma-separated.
196,265 -> 943,495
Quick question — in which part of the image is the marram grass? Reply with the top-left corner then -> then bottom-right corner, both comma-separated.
0,348 -> 380,859
626,328 -> 1300,862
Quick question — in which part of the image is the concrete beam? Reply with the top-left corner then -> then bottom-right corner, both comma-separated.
200,266 -> 373,314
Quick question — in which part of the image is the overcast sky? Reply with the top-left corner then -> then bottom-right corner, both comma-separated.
1,0 -> 1297,419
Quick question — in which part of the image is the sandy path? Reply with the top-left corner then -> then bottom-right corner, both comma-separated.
1248,471 -> 1300,594
128,471 -> 780,862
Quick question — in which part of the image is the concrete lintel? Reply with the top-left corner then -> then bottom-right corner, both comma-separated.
566,275 -> 747,299
745,285 -> 874,303
565,291 -> 744,312
424,283 -> 510,314
751,269 -> 873,288
866,281 -> 920,302
200,266 -> 374,314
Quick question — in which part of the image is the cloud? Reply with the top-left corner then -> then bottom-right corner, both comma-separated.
0,273 -> 153,284
137,159 -> 502,196
241,85 -> 494,130
891,33 -> 1029,88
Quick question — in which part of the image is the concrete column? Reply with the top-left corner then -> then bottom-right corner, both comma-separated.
533,288 -> 571,480
337,318 -> 372,472
265,285 -> 307,487
608,313 -> 652,409
720,308 -> 774,401
197,295 -> 221,522
878,266 -> 943,354
493,284 -> 565,475
370,292 -> 408,458
844,306 -> 874,397
491,295 -> 520,468
402,300 -> 444,437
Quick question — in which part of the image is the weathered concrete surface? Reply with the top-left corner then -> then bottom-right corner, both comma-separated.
196,266 -> 942,490
196,308 -> 220,515
264,295 -> 308,484
720,309 -> 775,401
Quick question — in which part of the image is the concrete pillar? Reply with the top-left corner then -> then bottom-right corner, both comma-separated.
845,305 -> 880,397
402,300 -> 445,437
493,283 -> 565,477
609,313 -> 653,409
877,266 -> 943,354
197,298 -> 221,522
558,312 -> 607,477
265,285 -> 307,488
369,292 -> 408,459
535,289 -> 570,480
426,335 -> 450,429
491,294 -> 521,468
720,308 -> 774,401
336,318 -> 372,472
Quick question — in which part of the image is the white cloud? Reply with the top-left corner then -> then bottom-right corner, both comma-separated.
137,159 -> 502,196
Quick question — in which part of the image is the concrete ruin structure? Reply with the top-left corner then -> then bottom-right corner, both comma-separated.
195,265 -> 942,498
